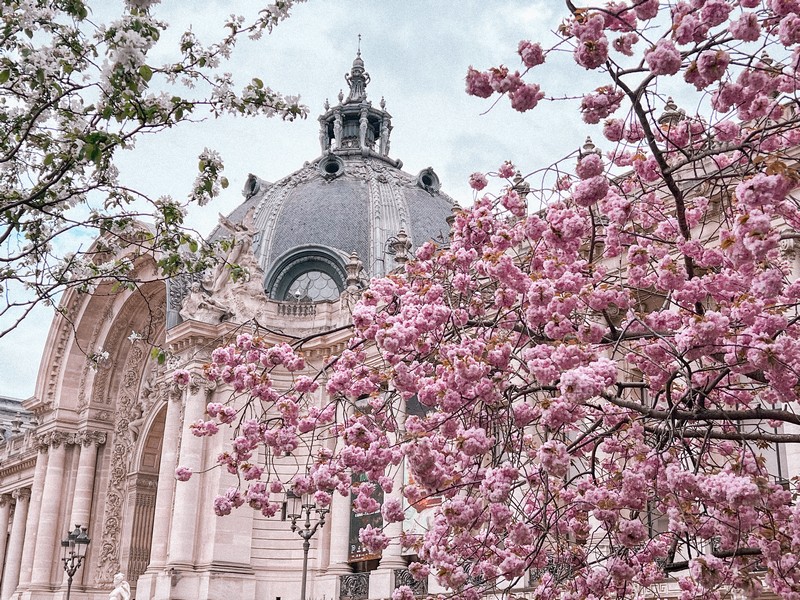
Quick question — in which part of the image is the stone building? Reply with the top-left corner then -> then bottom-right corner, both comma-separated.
0,53 -> 454,600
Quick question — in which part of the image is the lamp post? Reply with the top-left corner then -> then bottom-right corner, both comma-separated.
287,493 -> 329,600
61,524 -> 90,600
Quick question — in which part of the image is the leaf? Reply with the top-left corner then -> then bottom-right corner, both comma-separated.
198,160 -> 206,172
253,77 -> 264,89
220,176 -> 229,189
0,70 -> 9,84
138,64 -> 153,82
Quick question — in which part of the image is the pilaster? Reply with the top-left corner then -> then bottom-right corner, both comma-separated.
1,488 -> 30,600
30,432 -> 68,587
16,441 -> 49,589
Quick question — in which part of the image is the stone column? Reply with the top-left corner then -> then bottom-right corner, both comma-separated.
30,433 -> 68,587
0,495 -> 12,589
782,240 -> 800,479
17,442 -> 49,588
369,462 -> 407,599
1,488 -> 30,600
370,404 -> 408,599
69,432 -> 105,528
147,388 -> 182,569
166,376 -> 208,566
326,486 -> 352,575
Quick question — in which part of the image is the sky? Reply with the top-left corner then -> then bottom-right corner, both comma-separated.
0,0 -> 604,399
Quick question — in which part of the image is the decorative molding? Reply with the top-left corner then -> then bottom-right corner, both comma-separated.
95,340 -> 148,585
0,456 -> 37,479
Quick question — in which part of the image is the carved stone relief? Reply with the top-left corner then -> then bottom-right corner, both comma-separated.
95,341 -> 148,585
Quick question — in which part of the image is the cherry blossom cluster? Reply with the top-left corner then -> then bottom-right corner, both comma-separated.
190,1 -> 800,597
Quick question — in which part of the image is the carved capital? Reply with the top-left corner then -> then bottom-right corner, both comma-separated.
0,493 -> 11,507
188,372 -> 215,396
35,430 -> 69,450
11,488 -> 31,502
73,430 -> 108,447
169,382 -> 184,404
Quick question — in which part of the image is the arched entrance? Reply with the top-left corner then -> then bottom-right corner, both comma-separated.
120,402 -> 166,596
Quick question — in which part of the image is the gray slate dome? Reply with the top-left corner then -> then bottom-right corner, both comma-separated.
241,52 -> 454,302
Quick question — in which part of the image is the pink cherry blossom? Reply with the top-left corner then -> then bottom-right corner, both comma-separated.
729,11 -> 761,41
509,82 -> 544,112
518,40 -> 545,67
173,369 -> 190,386
194,4 -> 800,597
465,67 -> 492,98
580,86 -> 624,124
469,172 -> 488,191
645,40 -> 682,75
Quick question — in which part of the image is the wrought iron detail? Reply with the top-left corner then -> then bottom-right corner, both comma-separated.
394,569 -> 428,595
340,572 -> 369,600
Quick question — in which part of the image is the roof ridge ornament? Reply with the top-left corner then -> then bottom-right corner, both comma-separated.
345,36 -> 369,104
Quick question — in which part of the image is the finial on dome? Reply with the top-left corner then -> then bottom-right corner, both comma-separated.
579,136 -> 601,157
345,38 -> 370,103
658,97 -> 685,127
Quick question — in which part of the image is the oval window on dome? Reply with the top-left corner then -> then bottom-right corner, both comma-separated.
283,270 -> 341,302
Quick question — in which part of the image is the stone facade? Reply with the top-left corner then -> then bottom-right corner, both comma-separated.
0,54 -> 454,600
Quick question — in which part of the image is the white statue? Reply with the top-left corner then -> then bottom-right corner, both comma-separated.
108,573 -> 131,600
205,207 -> 256,295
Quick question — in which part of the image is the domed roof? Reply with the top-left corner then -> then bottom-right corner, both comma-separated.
240,52 -> 454,302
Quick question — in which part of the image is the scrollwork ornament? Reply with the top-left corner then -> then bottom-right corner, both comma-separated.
168,382 -> 183,404
36,430 -> 70,450
188,371 -> 215,397
11,487 -> 31,502
188,372 -> 203,395
34,435 -> 50,454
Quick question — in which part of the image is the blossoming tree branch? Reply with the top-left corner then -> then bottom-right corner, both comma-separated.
0,0 -> 306,339
180,1 -> 800,598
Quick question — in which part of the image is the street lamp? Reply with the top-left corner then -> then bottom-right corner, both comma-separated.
61,524 -> 90,600
287,493 -> 329,600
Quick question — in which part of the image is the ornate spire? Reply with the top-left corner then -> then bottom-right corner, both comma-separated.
345,37 -> 370,103
315,48 -> 402,168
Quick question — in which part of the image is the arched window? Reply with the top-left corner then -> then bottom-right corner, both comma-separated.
266,248 -> 346,301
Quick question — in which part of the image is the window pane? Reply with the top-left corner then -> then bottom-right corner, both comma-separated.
284,270 -> 340,301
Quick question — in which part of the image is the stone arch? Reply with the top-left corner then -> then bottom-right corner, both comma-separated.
83,277 -> 167,586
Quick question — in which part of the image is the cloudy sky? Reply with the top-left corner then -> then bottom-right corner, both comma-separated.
1,0 -> 604,399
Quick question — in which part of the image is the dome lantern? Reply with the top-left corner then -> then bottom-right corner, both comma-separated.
316,44 -> 401,167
